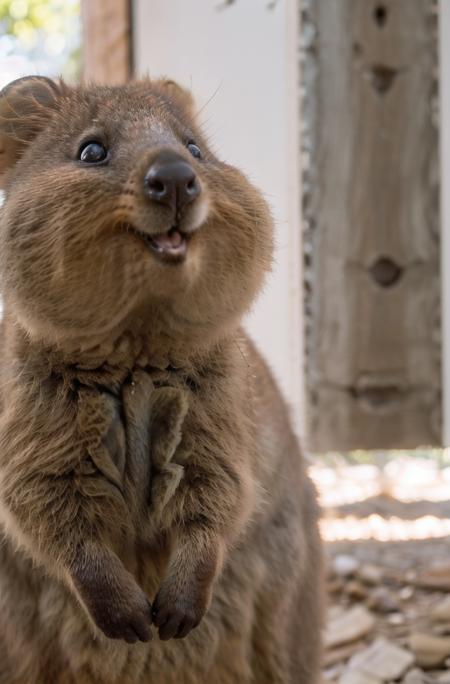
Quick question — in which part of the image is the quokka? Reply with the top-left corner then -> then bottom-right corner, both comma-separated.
0,76 -> 323,683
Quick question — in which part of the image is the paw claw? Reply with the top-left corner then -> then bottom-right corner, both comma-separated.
152,589 -> 206,641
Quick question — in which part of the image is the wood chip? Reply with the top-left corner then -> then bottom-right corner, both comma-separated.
437,674 -> 450,684
325,606 -> 376,649
324,640 -> 366,668
323,663 -> 345,682
414,564 -> 450,592
333,554 -> 360,578
402,670 -> 450,684
402,669 -> 430,683
434,622 -> 450,636
431,595 -> 450,622
367,587 -> 399,613
409,632 -> 450,668
339,671 -> 382,684
345,580 -> 368,600
358,564 -> 384,586
399,586 -> 415,601
348,637 -> 414,680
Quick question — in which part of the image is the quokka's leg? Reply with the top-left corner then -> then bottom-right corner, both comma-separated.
0,373 -> 157,643
151,390 -> 255,641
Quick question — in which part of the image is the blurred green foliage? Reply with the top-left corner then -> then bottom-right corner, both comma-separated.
0,0 -> 80,81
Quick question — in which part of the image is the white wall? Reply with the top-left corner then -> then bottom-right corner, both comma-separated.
440,0 -> 450,446
133,0 -> 304,433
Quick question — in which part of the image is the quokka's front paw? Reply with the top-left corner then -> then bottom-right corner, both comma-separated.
152,579 -> 210,641
71,551 -> 153,644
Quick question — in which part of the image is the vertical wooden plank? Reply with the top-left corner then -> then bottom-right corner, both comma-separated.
81,0 -> 131,84
303,0 -> 440,451
286,0 -> 305,438
439,0 -> 450,446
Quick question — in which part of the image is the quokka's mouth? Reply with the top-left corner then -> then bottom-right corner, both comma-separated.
128,224 -> 190,263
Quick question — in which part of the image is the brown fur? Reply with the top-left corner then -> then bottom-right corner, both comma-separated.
0,76 -> 323,683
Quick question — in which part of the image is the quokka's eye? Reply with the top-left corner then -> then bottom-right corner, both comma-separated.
187,141 -> 202,160
78,141 -> 108,163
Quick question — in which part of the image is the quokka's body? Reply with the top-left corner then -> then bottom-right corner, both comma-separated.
0,76 -> 323,683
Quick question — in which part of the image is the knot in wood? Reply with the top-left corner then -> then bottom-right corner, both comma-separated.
370,256 -> 403,287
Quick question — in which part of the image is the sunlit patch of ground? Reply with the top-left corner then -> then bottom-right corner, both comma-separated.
321,514 -> 450,543
310,454 -> 450,542
312,454 -> 450,682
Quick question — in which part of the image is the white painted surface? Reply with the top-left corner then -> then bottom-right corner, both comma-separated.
440,0 -> 450,445
134,0 -> 304,433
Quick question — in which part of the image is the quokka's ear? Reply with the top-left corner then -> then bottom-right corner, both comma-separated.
0,75 -> 63,187
155,78 -> 197,118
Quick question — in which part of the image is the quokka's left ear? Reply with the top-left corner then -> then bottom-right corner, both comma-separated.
0,75 -> 64,188
155,78 -> 197,118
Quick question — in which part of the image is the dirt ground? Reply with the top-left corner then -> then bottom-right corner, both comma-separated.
310,457 -> 450,683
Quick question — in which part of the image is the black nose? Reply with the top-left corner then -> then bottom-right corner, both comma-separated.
144,150 -> 201,213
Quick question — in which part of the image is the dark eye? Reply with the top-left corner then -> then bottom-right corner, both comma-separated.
187,141 -> 202,160
78,141 -> 108,163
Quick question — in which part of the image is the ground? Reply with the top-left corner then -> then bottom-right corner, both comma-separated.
311,456 -> 450,683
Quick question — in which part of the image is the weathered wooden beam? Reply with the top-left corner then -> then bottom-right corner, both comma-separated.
440,0 -> 450,445
81,0 -> 131,84
302,0 -> 440,450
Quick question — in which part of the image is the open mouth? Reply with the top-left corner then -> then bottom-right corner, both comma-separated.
130,225 -> 189,263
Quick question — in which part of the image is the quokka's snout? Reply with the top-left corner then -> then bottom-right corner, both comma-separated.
144,148 -> 202,213
126,145 -> 208,264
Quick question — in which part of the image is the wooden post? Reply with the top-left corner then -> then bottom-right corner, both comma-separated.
81,0 -> 131,84
302,0 -> 440,451
439,0 -> 450,446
